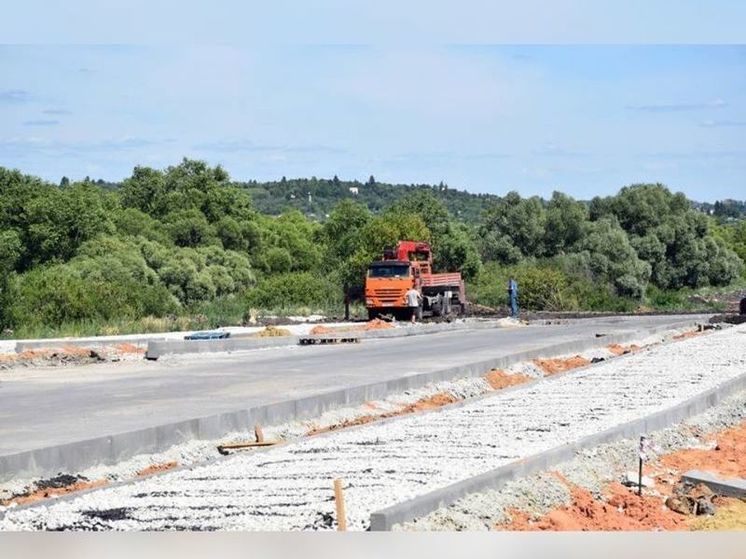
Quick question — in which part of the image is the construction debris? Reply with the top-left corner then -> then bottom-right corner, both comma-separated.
216,424 -> 278,455
665,481 -> 718,516
184,330 -> 230,340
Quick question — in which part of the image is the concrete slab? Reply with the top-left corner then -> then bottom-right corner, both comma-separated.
145,336 -> 300,359
0,315 -> 706,482
682,470 -> 746,498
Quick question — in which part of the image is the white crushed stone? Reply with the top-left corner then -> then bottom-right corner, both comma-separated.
505,361 -> 546,378
401,390 -> 746,530
398,472 -> 572,531
1,323 -> 743,531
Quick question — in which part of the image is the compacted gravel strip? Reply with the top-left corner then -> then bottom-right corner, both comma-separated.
2,325 -> 744,531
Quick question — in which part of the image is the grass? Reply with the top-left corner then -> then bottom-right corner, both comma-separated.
690,499 -> 746,531
645,279 -> 746,313
0,299 -> 368,341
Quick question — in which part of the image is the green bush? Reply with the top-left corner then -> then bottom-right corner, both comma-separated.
644,285 -> 687,310
9,262 -> 177,329
245,272 -> 341,309
468,262 -> 574,311
565,277 -> 637,312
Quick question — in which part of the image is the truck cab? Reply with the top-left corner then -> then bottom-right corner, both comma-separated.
364,240 -> 465,321
365,260 -> 415,317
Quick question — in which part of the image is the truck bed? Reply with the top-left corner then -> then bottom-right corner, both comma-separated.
422,272 -> 463,288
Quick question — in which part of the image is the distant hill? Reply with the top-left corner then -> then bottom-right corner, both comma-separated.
692,199 -> 746,219
236,176 -> 498,222
84,172 -> 746,223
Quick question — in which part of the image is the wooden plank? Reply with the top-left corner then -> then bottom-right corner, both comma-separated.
334,478 -> 347,531
216,440 -> 278,454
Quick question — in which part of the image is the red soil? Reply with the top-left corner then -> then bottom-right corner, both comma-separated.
657,422 -> 746,479
672,330 -> 704,341
362,318 -> 394,331
307,392 -> 459,436
136,461 -> 178,477
310,319 -> 393,336
1,479 -> 108,508
484,370 -> 532,390
114,342 -> 145,354
500,481 -> 688,531
607,344 -> 640,356
498,420 -> 746,532
532,355 -> 590,375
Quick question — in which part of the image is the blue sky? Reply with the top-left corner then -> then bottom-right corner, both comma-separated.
1,44 -> 745,200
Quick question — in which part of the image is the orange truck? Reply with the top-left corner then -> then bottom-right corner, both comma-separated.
364,240 -> 466,321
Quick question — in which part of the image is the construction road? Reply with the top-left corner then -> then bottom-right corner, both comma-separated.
2,318 -> 742,531
0,315 -> 705,461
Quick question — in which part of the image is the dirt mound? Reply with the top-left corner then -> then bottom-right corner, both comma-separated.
114,343 -> 144,354
401,392 -> 458,412
362,318 -> 394,331
254,326 -> 293,338
657,421 -> 746,478
500,480 -> 687,531
499,420 -> 746,532
532,355 -> 590,375
309,319 -> 394,336
1,476 -> 108,507
607,344 -> 640,356
484,370 -> 532,390
0,347 -> 105,370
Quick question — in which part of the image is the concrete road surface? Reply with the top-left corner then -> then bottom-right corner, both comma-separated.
0,315 -> 705,459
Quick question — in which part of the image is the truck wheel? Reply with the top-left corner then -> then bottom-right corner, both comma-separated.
368,309 -> 379,321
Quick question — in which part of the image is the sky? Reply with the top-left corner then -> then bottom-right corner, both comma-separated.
1,43 -> 745,200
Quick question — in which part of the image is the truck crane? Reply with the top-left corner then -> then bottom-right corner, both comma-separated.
364,240 -> 466,321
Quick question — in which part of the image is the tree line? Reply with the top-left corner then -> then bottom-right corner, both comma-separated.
0,159 -> 744,336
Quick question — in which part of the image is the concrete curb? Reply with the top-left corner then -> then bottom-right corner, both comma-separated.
145,335 -> 300,358
681,470 -> 746,498
0,318 -> 700,484
368,372 -> 746,531
143,320 -> 512,359
16,337 -> 161,352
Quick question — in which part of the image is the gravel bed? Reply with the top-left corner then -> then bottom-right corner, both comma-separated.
399,390 -> 746,530
0,324 -> 742,531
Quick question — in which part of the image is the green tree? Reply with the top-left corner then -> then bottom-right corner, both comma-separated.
480,191 -> 546,262
0,230 -> 22,329
544,191 -> 588,255
591,184 -> 743,289
571,217 -> 651,298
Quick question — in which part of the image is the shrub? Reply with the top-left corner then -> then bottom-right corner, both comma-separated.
468,262 -> 574,311
245,272 -> 340,309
